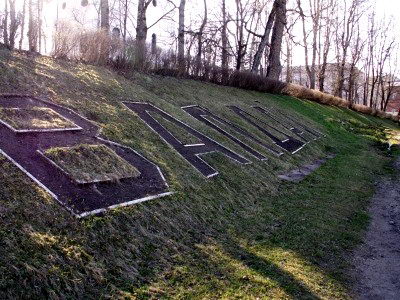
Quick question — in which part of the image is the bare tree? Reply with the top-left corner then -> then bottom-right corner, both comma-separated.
221,0 -> 229,71
28,0 -> 38,52
347,24 -> 365,103
19,0 -> 26,50
318,0 -> 336,92
177,0 -> 186,73
100,0 -> 110,30
195,0 -> 207,76
136,0 -> 176,68
251,3 -> 276,73
266,0 -> 286,80
334,0 -> 364,98
7,0 -> 18,49
3,0 -> 9,48
297,0 -> 324,89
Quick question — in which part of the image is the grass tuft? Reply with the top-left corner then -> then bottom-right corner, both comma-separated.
0,49 -> 399,298
44,144 -> 140,183
0,107 -> 77,130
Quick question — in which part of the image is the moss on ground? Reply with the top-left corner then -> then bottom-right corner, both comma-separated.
44,144 -> 140,183
0,49 -> 399,298
0,107 -> 76,130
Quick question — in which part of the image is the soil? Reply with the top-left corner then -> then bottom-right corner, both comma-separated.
227,105 -> 306,154
0,95 -> 170,217
352,157 -> 400,299
123,102 -> 250,178
278,153 -> 335,182
182,105 -> 283,159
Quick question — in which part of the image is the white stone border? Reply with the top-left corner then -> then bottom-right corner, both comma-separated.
77,192 -> 175,218
182,104 -> 284,159
201,114 -> 282,159
147,110 -> 206,147
0,107 -> 83,133
0,95 -> 173,218
253,101 -> 325,138
228,105 -> 306,155
122,102 -> 251,179
0,146 -> 173,218
0,148 -> 77,216
36,146 -> 141,185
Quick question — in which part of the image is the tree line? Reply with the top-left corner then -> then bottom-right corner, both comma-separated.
0,0 -> 398,111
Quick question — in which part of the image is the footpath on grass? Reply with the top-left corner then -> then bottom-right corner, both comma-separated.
352,157 -> 400,299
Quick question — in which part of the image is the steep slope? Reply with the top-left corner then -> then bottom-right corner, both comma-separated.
0,49 -> 399,298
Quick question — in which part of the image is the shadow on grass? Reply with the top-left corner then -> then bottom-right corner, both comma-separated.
222,238 -> 320,299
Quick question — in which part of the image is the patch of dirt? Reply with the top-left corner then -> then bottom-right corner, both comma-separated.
0,95 -> 170,217
352,158 -> 400,299
278,153 -> 335,182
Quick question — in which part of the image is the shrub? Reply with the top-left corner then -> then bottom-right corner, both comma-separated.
227,71 -> 286,94
52,22 -> 121,65
52,21 -> 78,59
79,29 -> 113,65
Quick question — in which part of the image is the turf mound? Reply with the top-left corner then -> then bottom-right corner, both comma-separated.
43,144 -> 141,184
0,50 -> 399,298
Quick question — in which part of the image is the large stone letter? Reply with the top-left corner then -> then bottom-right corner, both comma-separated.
0,95 -> 171,217
228,105 -> 305,154
123,102 -> 249,178
182,105 -> 283,160
252,105 -> 323,141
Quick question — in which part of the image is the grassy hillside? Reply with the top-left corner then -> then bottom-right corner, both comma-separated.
0,49 -> 399,299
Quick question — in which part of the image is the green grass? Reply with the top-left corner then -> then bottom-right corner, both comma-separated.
0,107 -> 76,130
0,49 -> 399,298
149,111 -> 202,145
44,144 -> 141,184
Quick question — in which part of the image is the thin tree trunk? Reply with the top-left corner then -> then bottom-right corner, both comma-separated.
285,37 -> 292,83
37,0 -> 42,53
177,0 -> 186,74
136,0 -> 151,67
123,0 -> 128,42
251,5 -> 276,73
28,0 -> 37,52
195,0 -> 207,77
3,0 -> 9,48
266,0 -> 286,80
19,0 -> 26,50
221,0 -> 229,79
221,0 -> 228,69
8,0 -> 18,49
100,0 -> 110,30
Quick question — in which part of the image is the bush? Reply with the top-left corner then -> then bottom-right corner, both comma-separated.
52,22 -> 121,65
51,23 -> 396,123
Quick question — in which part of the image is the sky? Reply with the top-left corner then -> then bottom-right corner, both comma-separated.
5,0 -> 400,68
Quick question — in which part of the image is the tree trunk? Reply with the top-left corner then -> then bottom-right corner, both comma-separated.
266,0 -> 286,80
251,5 -> 276,73
221,0 -> 228,71
28,0 -> 37,52
195,0 -> 207,77
177,0 -> 186,74
318,25 -> 331,91
19,0 -> 26,50
136,0 -> 150,67
285,37 -> 292,83
123,0 -> 128,42
37,0 -> 42,53
100,0 -> 110,30
8,0 -> 18,49
3,0 -> 9,48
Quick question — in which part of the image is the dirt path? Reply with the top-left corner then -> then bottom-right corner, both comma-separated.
352,158 -> 400,299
